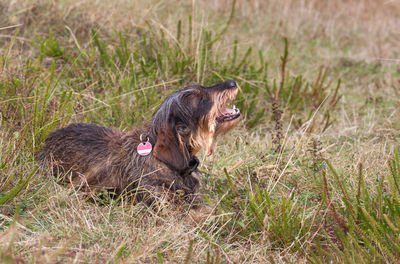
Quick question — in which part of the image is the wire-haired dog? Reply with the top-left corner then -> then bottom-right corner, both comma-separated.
37,80 -> 240,207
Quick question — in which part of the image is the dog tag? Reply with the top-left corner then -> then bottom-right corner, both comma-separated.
137,142 -> 152,156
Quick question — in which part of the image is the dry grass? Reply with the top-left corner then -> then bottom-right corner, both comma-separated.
1,0 -> 400,263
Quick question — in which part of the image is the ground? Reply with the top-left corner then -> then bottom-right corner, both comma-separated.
1,0 -> 400,263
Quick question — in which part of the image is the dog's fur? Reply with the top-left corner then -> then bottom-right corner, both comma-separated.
37,80 -> 240,206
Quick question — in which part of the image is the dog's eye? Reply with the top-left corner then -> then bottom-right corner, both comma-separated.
176,125 -> 190,136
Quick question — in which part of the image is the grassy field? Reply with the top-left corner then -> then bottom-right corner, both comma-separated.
1,0 -> 400,263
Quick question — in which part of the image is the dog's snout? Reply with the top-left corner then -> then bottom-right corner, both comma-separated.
226,79 -> 236,88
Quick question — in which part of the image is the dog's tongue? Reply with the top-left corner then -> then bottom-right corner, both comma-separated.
223,108 -> 235,115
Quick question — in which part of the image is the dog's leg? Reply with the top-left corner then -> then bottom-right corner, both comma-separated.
137,185 -> 171,210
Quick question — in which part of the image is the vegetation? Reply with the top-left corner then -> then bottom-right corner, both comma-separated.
1,0 -> 399,262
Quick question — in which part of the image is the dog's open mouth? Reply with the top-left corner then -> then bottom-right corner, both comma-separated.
216,105 -> 241,123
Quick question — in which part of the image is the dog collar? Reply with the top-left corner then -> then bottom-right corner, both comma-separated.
188,156 -> 199,173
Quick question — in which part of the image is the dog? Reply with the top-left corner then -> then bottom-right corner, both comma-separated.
37,80 -> 240,207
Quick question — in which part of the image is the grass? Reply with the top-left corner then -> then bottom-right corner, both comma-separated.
1,0 -> 400,262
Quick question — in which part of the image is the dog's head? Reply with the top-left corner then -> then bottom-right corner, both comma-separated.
150,80 -> 240,173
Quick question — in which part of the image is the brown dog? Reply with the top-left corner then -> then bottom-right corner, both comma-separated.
37,80 -> 240,206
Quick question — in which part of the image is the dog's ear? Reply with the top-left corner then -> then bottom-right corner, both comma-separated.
153,126 -> 190,173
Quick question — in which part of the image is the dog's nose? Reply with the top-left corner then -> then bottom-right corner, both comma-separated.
226,79 -> 236,88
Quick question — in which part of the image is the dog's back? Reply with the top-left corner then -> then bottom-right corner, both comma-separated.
37,123 -> 123,188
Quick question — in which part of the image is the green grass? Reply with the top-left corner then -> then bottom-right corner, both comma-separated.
1,0 -> 400,262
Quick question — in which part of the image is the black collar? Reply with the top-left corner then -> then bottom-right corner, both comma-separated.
188,156 -> 200,173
